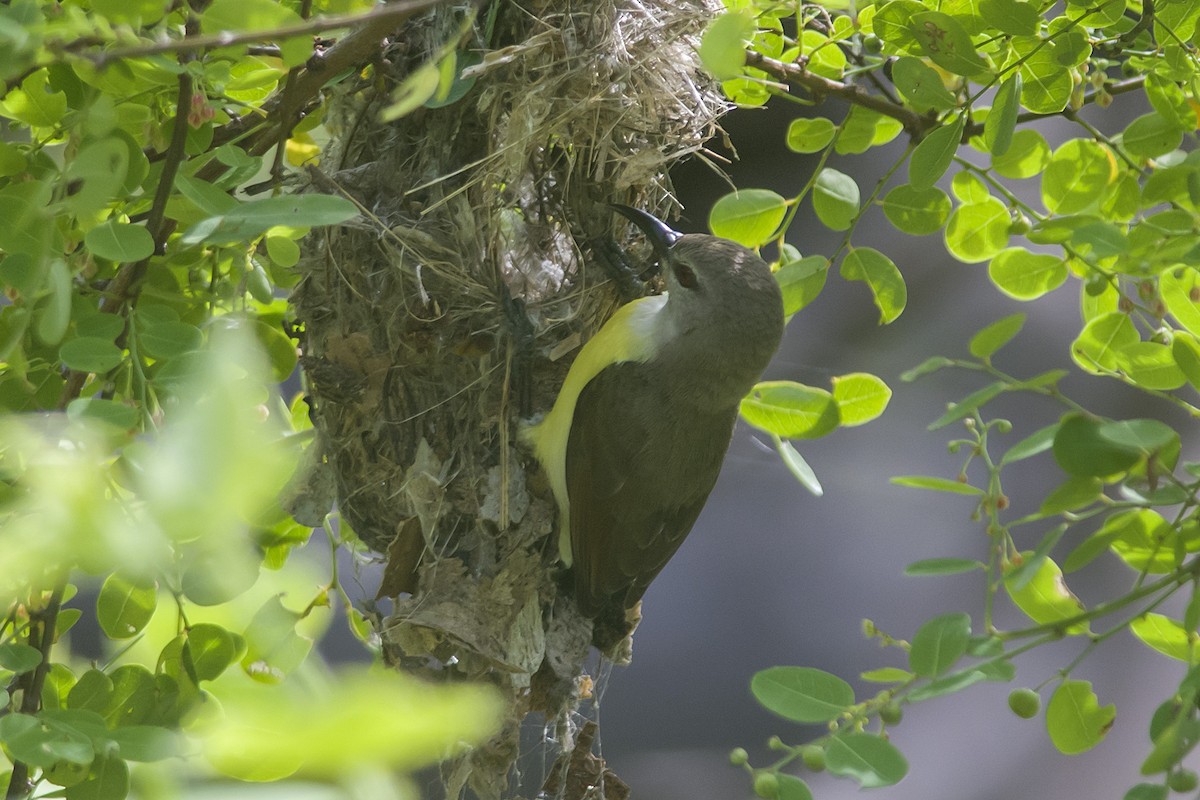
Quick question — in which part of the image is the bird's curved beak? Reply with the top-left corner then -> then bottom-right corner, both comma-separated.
610,204 -> 682,261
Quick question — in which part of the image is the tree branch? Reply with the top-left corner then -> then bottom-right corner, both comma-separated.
4,582 -> 68,800
86,0 -> 447,66
745,50 -> 931,136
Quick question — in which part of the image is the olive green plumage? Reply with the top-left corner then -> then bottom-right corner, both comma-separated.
524,207 -> 785,636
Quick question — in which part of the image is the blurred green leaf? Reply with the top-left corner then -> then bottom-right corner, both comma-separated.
969,313 -> 1025,360
910,115 -> 965,191
909,612 -> 971,678
775,254 -> 828,315
96,573 -> 156,639
825,732 -> 908,788
699,11 -> 755,80
750,666 -> 855,723
831,372 -> 891,426
984,75 -> 1021,157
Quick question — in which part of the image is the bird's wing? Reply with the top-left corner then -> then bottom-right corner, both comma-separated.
566,360 -> 735,616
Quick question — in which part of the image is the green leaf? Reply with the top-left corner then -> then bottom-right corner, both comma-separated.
750,666 -> 855,723
900,355 -> 953,381
835,105 -> 903,155
910,115 -> 965,191
1001,423 -> 1060,464
904,558 -> 984,576
1161,267 -> 1200,336
992,129 -> 1051,179
107,725 -> 180,762
907,669 -> 988,701
840,247 -> 906,324
1046,680 -> 1115,755
1040,475 -> 1103,515
786,117 -> 837,153
1041,139 -> 1118,215
1130,614 -> 1195,663
1105,509 -> 1190,574
0,642 -> 43,674
861,667 -> 916,683
240,595 -> 313,684
777,774 -> 813,800
139,321 -> 202,360
0,713 -> 94,769
181,195 -> 359,246
891,475 -> 983,495
882,184 -> 952,235
1123,112 -> 1185,160
1070,220 -> 1128,258
929,381 -> 1005,429
84,220 -> 155,262
1172,333 -> 1200,391
873,0 -> 925,53
988,247 -> 1065,299
1004,525 -> 1068,591
775,255 -> 828,315
66,138 -> 131,217
909,11 -> 989,76
64,752 -> 129,800
831,372 -> 891,426
59,337 -> 124,374
1017,46 -> 1071,114
1146,74 -> 1192,129
909,612 -> 971,678
709,189 -> 788,247
891,57 -> 957,112
699,11 -> 755,80
1053,413 -> 1141,477
945,196 -> 1010,263
969,313 -> 1025,360
96,573 -> 157,639
812,168 -> 860,231
985,75 -> 1021,157
3,71 -> 67,128
980,0 -> 1040,35
1005,555 -> 1087,633
1071,311 -> 1138,374
1097,418 -> 1178,456
187,623 -> 244,682
740,381 -> 839,439
775,438 -> 824,497
104,664 -> 155,727
825,733 -> 909,788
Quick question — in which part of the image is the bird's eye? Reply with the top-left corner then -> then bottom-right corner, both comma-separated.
673,263 -> 698,289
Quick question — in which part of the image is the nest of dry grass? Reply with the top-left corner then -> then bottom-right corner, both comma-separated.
291,1 -> 725,795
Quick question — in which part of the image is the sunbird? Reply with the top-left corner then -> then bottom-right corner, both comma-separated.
524,205 -> 785,644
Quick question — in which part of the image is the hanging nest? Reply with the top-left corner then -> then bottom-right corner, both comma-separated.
290,0 -> 725,795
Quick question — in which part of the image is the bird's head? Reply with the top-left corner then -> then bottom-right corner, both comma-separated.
609,204 -> 784,338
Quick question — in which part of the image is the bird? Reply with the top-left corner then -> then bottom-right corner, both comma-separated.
523,205 -> 785,646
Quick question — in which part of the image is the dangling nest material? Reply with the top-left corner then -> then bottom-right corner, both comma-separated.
291,0 -> 725,795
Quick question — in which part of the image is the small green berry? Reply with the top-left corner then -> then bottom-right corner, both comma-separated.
1008,212 -> 1032,235
729,747 -> 749,766
1120,60 -> 1138,77
1084,274 -> 1109,296
801,745 -> 826,772
879,702 -> 903,726
767,736 -> 786,751
863,34 -> 883,53
1008,687 -> 1041,719
753,771 -> 780,798
1169,769 -> 1198,792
